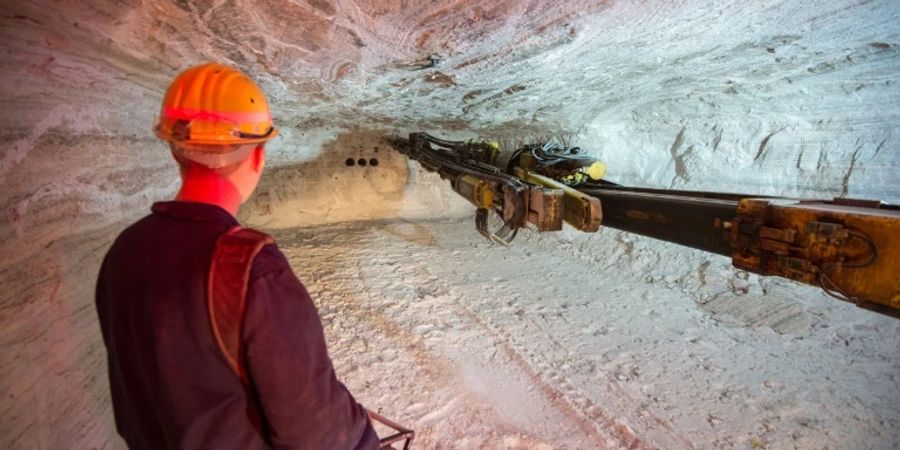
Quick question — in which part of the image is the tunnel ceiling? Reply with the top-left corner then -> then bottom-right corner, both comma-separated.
1,0 -> 898,228
5,0 -> 899,167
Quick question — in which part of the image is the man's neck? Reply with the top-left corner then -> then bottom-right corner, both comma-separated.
175,168 -> 242,217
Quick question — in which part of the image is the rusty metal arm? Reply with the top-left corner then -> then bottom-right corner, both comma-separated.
578,186 -> 738,256
726,197 -> 899,316
577,184 -> 900,317
390,133 -> 900,318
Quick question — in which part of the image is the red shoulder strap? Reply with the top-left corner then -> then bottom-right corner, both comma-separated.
207,225 -> 273,384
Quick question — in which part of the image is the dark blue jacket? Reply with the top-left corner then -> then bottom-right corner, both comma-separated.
95,201 -> 378,450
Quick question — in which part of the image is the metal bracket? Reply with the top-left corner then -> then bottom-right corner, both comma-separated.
369,411 -> 415,450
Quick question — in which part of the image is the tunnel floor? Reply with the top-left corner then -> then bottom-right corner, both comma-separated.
273,218 -> 900,450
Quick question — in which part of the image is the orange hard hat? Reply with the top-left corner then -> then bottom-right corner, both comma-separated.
155,63 -> 278,147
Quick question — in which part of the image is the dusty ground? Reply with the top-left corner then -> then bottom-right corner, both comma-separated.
274,218 -> 900,450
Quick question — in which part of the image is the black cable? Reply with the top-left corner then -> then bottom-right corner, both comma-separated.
817,229 -> 878,302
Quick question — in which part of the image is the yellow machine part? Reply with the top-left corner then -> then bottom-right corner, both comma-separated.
452,175 -> 494,209
583,161 -> 607,180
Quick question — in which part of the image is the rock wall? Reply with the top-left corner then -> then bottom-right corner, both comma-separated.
0,0 -> 897,448
238,129 -> 472,229
571,2 -> 900,200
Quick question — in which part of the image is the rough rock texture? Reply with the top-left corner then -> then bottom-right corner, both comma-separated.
0,1 -> 898,449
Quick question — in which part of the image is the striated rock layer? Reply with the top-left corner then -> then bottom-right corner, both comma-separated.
0,1 -> 898,448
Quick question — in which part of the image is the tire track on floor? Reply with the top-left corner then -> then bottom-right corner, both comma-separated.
445,289 -> 652,450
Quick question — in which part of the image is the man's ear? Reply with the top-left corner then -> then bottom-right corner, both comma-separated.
252,145 -> 266,172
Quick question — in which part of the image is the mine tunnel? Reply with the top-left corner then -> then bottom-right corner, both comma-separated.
2,1 -> 900,449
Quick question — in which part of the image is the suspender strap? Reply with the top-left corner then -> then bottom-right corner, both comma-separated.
207,225 -> 274,384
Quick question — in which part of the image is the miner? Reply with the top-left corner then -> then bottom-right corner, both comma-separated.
95,63 -> 378,449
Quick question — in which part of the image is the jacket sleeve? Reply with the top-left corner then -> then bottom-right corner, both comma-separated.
242,250 -> 378,450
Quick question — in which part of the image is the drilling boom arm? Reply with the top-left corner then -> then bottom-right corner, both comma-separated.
390,133 -> 900,318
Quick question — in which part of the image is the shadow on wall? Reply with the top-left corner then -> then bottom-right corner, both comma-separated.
239,129 -> 471,228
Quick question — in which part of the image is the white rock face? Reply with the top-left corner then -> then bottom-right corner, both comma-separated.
574,2 -> 900,200
0,1 -> 897,449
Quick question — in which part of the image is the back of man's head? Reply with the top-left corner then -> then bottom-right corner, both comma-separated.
154,63 -> 277,206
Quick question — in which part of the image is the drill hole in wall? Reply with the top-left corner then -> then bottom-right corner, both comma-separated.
357,158 -> 367,167
345,158 -> 355,166
369,158 -> 379,167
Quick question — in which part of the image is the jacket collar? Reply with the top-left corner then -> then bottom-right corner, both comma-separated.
151,201 -> 239,227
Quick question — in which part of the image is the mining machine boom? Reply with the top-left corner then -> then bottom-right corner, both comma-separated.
389,133 -> 900,318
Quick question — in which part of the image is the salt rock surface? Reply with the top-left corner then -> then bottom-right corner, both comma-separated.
0,1 -> 898,449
